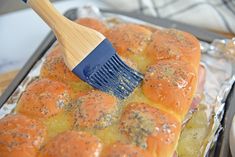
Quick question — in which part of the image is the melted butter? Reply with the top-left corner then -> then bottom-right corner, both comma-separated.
177,103 -> 209,157
43,112 -> 72,139
72,123 -> 127,146
123,86 -> 152,105
130,54 -> 150,73
70,81 -> 93,93
93,124 -> 127,145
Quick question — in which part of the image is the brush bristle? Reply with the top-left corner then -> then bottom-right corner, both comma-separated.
88,54 -> 143,99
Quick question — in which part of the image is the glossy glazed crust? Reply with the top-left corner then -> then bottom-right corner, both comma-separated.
39,131 -> 102,157
145,29 -> 201,71
17,79 -> 71,119
106,24 -> 152,58
120,103 -> 181,157
40,46 -> 81,84
0,114 -> 47,157
143,60 -> 197,120
72,90 -> 118,129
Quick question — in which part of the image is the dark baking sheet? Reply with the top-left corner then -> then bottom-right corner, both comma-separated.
0,8 -> 232,157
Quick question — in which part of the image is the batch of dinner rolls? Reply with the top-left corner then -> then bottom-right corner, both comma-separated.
0,17 -> 200,157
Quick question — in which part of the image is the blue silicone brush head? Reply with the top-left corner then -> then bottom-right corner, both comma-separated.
72,39 -> 143,99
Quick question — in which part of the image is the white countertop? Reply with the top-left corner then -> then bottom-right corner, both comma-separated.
0,0 -> 108,74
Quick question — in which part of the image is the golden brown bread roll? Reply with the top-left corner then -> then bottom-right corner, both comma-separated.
142,60 -> 197,120
72,90 -> 118,129
119,102 -> 181,157
106,24 -> 152,58
17,79 -> 71,119
0,114 -> 47,157
145,29 -> 201,71
40,46 -> 82,84
39,131 -> 103,157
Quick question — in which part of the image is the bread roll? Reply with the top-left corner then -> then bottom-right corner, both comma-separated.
17,79 -> 71,119
120,102 -> 181,157
145,29 -> 201,71
0,114 -> 47,157
39,131 -> 102,157
41,46 -> 81,84
106,24 -> 152,58
72,90 -> 118,129
142,60 -> 197,119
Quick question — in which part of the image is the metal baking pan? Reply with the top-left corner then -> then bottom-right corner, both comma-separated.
0,8 -> 232,157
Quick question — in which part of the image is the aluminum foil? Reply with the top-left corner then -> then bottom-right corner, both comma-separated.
0,6 -> 235,157
200,39 -> 235,156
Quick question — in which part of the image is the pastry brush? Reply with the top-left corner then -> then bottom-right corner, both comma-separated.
22,0 -> 143,99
